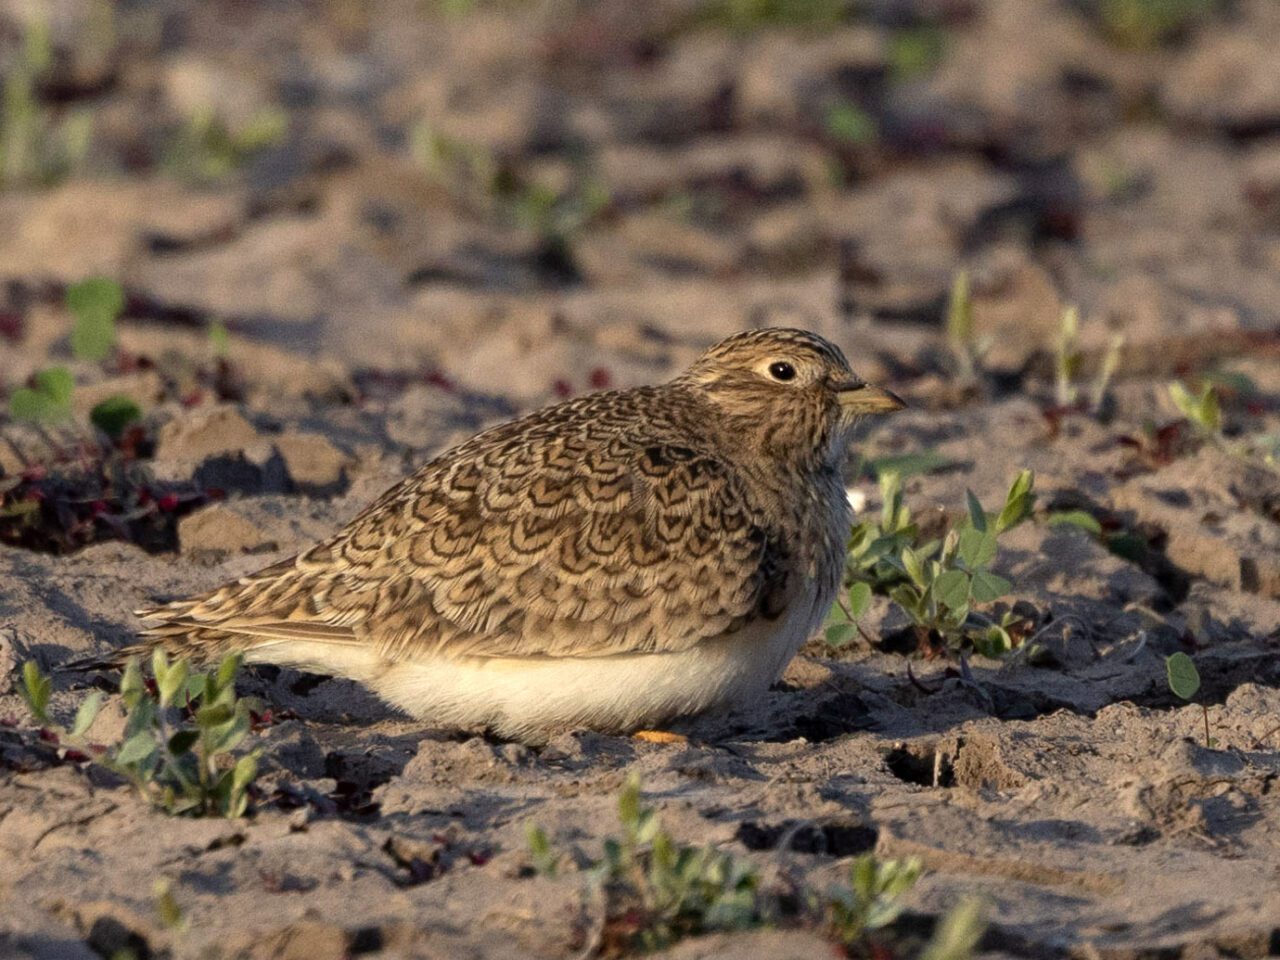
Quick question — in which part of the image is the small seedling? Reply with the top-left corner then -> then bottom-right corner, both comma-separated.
1167,380 -> 1221,436
20,651 -> 261,817
526,777 -> 980,957
89,395 -> 143,440
526,824 -> 559,878
1053,306 -> 1124,414
826,854 -> 922,947
829,470 -> 1037,656
165,106 -> 286,182
1166,651 -> 1213,748
8,366 -> 74,423
920,897 -> 987,960
945,270 -> 989,381
592,774 -> 761,951
0,18 -> 93,187
208,319 -> 231,359
153,878 -> 188,933
825,100 -> 878,147
888,26 -> 946,82
68,277 -> 125,362
1097,0 -> 1219,48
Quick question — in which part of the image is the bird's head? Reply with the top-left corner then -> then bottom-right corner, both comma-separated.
679,328 -> 905,466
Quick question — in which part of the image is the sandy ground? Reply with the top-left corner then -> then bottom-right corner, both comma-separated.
2,0 -> 1280,957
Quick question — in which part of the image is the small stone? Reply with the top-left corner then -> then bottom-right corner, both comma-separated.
155,406 -> 260,465
0,628 -> 17,695
272,432 -> 352,495
178,503 -> 278,557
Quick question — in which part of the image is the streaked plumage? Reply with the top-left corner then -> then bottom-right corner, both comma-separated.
129,329 -> 903,740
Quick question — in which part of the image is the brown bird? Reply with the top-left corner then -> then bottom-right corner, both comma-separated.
129,329 -> 903,741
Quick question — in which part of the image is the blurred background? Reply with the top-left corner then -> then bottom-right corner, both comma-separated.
1,0 -> 1279,427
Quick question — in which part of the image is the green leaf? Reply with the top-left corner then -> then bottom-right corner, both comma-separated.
866,451 -> 954,480
1166,652 -> 1201,701
120,657 -> 145,705
974,626 -> 1013,659
933,570 -> 971,610
67,277 -> 125,322
67,278 -> 124,362
618,775 -> 641,829
995,470 -> 1036,533
920,897 -> 986,960
195,703 -> 234,728
21,661 -> 51,721
33,366 -> 75,404
9,367 -> 74,422
208,319 -> 231,358
826,622 -> 859,648
965,489 -> 987,532
158,659 -> 189,708
116,730 -> 158,766
89,395 -> 142,439
901,547 -> 927,588
825,101 -> 877,145
847,581 -> 873,619
957,528 -> 997,569
1047,510 -> 1103,536
231,751 -> 258,795
71,690 -> 104,736
969,570 -> 1011,603
214,653 -> 242,692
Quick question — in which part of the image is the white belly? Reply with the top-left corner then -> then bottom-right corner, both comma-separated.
270,582 -> 828,741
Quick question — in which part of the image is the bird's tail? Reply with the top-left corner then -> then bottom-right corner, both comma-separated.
58,624 -> 252,674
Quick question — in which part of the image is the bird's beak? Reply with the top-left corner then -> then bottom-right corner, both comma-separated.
836,381 -> 907,415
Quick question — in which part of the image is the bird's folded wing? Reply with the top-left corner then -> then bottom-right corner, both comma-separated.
139,428 -> 791,661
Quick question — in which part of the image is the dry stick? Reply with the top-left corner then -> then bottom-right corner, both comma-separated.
1252,723 -> 1280,750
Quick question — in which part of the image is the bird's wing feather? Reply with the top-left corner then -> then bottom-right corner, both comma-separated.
139,395 -> 792,661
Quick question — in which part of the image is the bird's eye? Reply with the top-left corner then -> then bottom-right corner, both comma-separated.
768,361 -> 797,382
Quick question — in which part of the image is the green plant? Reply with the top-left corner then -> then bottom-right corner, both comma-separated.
826,854 -> 922,946
1096,0 -> 1219,48
700,0 -> 853,31
920,897 -> 987,960
828,471 -> 1037,656
8,366 -> 74,422
165,106 -> 286,183
512,177 -> 611,251
68,276 -> 125,362
20,651 -> 261,817
946,270 -> 988,381
527,778 -> 983,956
825,100 -> 878,146
592,774 -> 761,951
8,278 -> 139,432
89,395 -> 142,439
410,124 -> 498,203
826,472 -> 918,646
208,319 -> 231,359
153,878 -> 188,933
1166,651 -> 1213,748
1167,380 -> 1221,436
0,18 -> 93,187
1054,306 -> 1124,412
526,823 -> 559,878
889,26 -> 946,82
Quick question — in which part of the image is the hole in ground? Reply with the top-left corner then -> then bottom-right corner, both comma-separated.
884,742 -> 954,788
736,819 -> 878,856
764,691 -> 875,743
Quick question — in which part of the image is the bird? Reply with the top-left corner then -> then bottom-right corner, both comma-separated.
124,328 -> 904,742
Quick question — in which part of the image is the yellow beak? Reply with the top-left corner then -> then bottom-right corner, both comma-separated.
836,382 -> 907,415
